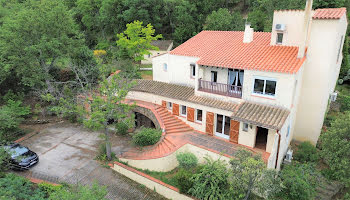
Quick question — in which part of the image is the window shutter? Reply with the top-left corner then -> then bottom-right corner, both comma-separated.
162,100 -> 166,108
229,120 -> 240,143
205,112 -> 214,136
187,107 -> 195,122
173,103 -> 179,116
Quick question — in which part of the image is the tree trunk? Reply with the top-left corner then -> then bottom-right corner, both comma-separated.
104,126 -> 112,160
244,176 -> 254,200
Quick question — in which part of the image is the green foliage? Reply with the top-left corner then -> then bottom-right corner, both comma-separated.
175,168 -> 193,194
176,152 -> 198,169
277,163 -> 318,200
48,182 -> 107,200
339,35 -> 349,80
116,122 -> 129,135
229,149 -> 280,200
204,8 -> 244,31
132,128 -> 162,146
247,9 -> 270,32
37,182 -> 63,197
294,141 -> 319,163
189,157 -> 230,199
116,20 -> 162,61
0,100 -> 31,142
0,173 -> 46,200
337,94 -> 350,111
0,0 -> 86,91
320,111 -> 350,185
0,147 -> 11,176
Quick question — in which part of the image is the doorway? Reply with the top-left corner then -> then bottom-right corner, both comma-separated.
135,112 -> 156,129
255,127 -> 268,150
228,69 -> 244,90
215,114 -> 230,139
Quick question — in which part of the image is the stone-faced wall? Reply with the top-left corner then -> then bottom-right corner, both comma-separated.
132,106 -> 160,129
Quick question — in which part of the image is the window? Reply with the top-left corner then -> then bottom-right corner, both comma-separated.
163,63 -> 168,71
211,71 -> 217,83
243,123 -> 249,132
276,33 -> 283,44
253,77 -> 276,96
287,125 -> 291,139
190,64 -> 196,78
196,109 -> 203,122
181,105 -> 187,116
167,102 -> 172,110
337,35 -> 344,63
148,54 -> 151,58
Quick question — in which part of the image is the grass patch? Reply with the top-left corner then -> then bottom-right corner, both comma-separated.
139,168 -> 179,188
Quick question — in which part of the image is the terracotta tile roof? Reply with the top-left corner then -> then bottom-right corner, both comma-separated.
131,80 -> 289,130
232,101 -> 290,130
170,31 -> 306,73
313,8 -> 347,19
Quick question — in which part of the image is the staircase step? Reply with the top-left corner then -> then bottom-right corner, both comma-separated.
165,123 -> 188,129
167,129 -> 193,134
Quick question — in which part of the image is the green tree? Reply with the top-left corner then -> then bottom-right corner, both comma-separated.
229,149 -> 280,200
247,9 -> 270,32
277,163 -> 319,200
204,8 -> 244,31
83,67 -> 135,160
0,0 -> 86,94
189,158 -> 230,199
0,100 -> 31,142
320,111 -> 350,185
116,20 -> 162,61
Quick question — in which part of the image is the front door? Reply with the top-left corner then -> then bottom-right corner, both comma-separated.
228,69 -> 244,91
215,114 -> 230,139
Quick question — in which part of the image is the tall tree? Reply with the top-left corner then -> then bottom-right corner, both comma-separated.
83,68 -> 135,160
116,20 -> 162,61
0,0 -> 86,94
204,8 -> 244,31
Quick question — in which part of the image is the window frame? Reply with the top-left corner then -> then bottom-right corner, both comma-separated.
195,109 -> 203,123
252,76 -> 277,97
163,63 -> 168,71
190,64 -> 196,78
243,123 -> 249,132
180,105 -> 187,116
276,32 -> 283,45
167,102 -> 172,110
211,71 -> 218,83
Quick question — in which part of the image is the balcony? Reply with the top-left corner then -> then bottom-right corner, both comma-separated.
198,79 -> 242,98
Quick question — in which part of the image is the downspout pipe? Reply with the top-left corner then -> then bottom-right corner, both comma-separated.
275,130 -> 281,169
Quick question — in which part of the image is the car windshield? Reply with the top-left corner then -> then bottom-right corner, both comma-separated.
7,145 -> 29,158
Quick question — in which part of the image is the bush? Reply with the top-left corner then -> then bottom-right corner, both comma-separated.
277,163 -> 318,200
0,173 -> 46,200
176,152 -> 198,169
294,141 -> 319,163
116,122 -> 128,135
189,158 -> 230,199
0,100 -> 31,142
175,168 -> 193,194
337,94 -> 350,112
132,128 -> 162,146
38,182 -> 62,197
48,182 -> 107,200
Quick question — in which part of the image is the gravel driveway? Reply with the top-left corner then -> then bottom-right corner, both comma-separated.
16,122 -> 166,200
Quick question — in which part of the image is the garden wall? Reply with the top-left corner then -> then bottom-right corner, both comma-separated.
119,143 -> 231,172
110,161 -> 193,200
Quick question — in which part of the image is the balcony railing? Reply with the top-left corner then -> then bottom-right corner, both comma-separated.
198,79 -> 242,98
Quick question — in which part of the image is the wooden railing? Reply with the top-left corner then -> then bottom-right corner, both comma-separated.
198,79 -> 242,98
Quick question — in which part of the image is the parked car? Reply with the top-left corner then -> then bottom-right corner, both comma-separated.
1,143 -> 39,170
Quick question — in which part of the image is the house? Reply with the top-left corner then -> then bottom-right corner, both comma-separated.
125,1 -> 347,170
141,40 -> 173,64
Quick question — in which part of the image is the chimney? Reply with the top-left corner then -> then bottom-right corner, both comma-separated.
298,0 -> 313,58
243,23 -> 254,43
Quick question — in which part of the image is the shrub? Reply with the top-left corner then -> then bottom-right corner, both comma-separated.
277,163 -> 318,200
38,182 -> 62,197
294,141 -> 319,163
132,128 -> 162,146
337,94 -> 350,112
176,152 -> 198,169
189,158 -> 230,199
116,122 -> 128,135
175,168 -> 193,194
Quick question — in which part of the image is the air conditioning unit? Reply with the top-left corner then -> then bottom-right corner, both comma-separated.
330,92 -> 338,102
275,24 -> 286,31
284,149 -> 293,164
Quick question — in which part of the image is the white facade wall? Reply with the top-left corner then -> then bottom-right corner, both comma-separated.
153,54 -> 199,87
141,50 -> 168,64
270,10 -> 310,46
294,15 -> 348,144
